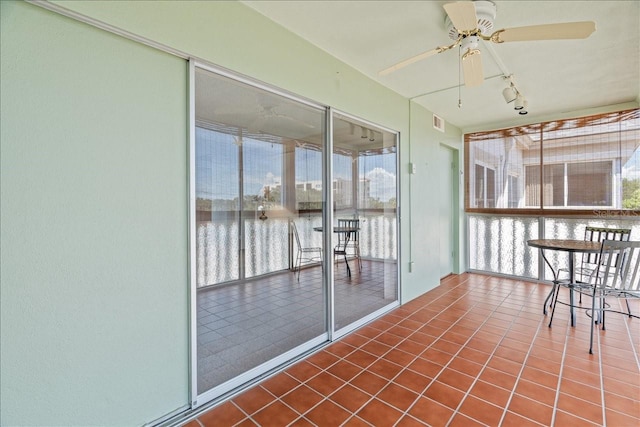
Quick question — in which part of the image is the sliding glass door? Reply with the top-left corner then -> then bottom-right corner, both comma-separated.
332,113 -> 399,333
190,63 -> 400,405
192,65 -> 328,400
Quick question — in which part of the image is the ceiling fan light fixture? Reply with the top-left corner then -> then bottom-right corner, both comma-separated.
514,94 -> 526,110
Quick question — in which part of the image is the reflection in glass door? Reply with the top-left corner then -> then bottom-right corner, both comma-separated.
332,114 -> 399,333
192,65 -> 328,401
190,63 -> 400,406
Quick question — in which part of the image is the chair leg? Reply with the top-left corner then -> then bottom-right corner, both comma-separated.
544,283 -> 558,315
589,289 -> 598,354
296,252 -> 301,281
569,286 -> 576,327
343,252 -> 351,277
549,284 -> 562,327
625,299 -> 632,318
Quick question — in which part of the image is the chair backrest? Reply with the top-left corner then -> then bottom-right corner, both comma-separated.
337,219 -> 360,242
595,240 -> 640,293
338,219 -> 360,228
582,226 -> 631,266
291,221 -> 302,251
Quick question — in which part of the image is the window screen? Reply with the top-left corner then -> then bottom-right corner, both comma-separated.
465,109 -> 640,213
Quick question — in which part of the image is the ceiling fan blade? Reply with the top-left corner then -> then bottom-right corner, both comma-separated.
378,47 -> 441,76
273,114 -> 316,129
491,21 -> 596,43
462,49 -> 483,87
443,1 -> 478,32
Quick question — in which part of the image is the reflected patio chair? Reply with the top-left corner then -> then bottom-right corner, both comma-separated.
291,221 -> 323,282
548,226 -> 631,315
588,239 -> 640,354
334,218 -> 361,274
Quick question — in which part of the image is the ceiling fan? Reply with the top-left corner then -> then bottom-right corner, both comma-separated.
379,0 -> 596,87
214,103 -> 315,133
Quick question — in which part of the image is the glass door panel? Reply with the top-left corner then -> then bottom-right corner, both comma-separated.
194,66 -> 327,398
332,114 -> 399,332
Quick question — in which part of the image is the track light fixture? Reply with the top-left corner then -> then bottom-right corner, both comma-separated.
518,100 -> 528,115
502,86 -> 517,103
502,75 -> 529,116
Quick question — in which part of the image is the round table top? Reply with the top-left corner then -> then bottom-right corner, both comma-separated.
527,239 -> 602,253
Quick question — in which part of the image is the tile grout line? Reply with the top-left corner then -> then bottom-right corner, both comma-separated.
333,274 -> 498,426
549,309 -> 618,427
396,276 -> 532,426
229,399 -> 255,427
191,274 -> 636,427
394,276 -> 516,424
443,281 -> 547,426
392,280 -> 506,424
209,270 -> 385,425
351,278 -> 546,426
563,294 -> 617,427
550,307 -> 576,427
597,317 -> 606,427
198,275 -> 634,427
618,298 -> 640,369
271,331 -> 391,426
496,284 -> 557,426
335,280 -> 476,425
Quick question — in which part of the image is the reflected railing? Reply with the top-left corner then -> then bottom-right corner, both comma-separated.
197,212 -> 397,288
469,213 -> 640,281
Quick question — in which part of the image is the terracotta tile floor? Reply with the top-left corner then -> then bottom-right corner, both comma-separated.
185,273 -> 640,426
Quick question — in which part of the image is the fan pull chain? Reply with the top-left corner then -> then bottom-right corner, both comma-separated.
458,45 -> 462,108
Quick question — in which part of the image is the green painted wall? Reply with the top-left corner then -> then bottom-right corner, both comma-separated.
1,2 -> 188,425
1,1 -> 461,425
52,0 -> 409,127
48,0 -> 459,308
408,101 -> 465,289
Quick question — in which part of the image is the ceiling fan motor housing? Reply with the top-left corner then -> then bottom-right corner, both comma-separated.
461,35 -> 480,51
446,0 -> 497,39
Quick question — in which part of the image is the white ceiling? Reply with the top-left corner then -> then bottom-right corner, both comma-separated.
242,0 -> 640,132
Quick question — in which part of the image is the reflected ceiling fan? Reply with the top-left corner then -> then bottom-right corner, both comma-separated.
379,0 -> 596,87
247,105 -> 311,132
214,104 -> 315,132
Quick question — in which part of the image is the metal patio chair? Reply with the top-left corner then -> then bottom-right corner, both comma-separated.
588,239 -> 640,354
291,221 -> 323,281
334,218 -> 361,275
547,226 -> 631,316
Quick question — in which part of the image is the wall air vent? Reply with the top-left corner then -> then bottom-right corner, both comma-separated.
433,114 -> 445,133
